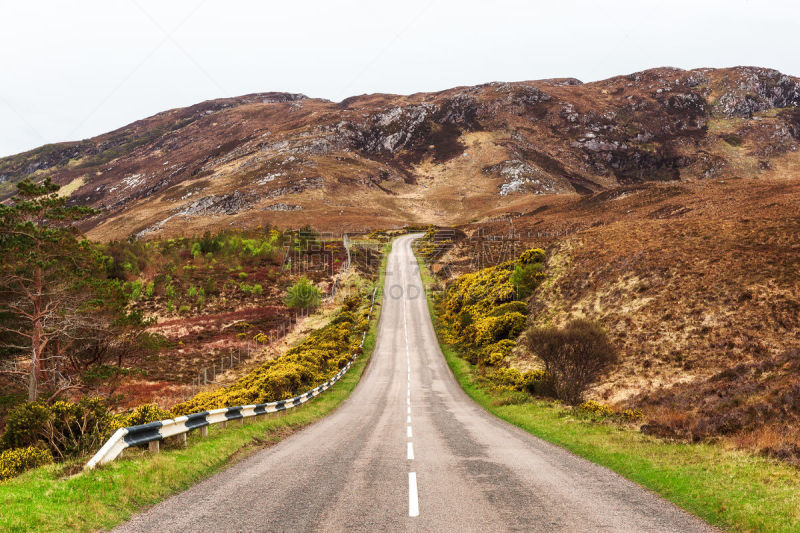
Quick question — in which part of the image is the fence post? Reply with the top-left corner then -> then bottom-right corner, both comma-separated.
149,440 -> 160,454
200,426 -> 208,437
204,368 -> 207,385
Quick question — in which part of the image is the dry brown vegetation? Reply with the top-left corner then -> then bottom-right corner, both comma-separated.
432,176 -> 800,461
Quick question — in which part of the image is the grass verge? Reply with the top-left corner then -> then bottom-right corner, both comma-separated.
0,245 -> 391,533
415,251 -> 800,533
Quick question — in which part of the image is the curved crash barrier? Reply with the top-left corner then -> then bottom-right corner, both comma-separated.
84,360 -> 354,470
86,286 -> 378,471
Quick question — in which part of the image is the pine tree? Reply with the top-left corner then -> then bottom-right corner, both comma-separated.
0,178 -> 98,400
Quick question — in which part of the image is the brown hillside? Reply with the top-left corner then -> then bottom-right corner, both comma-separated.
2,66 -> 800,240
432,176 -> 800,461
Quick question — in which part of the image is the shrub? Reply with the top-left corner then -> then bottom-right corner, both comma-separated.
1,398 -> 114,460
0,403 -> 50,450
144,281 -> 155,298
474,312 -> 526,346
523,319 -> 617,404
285,277 -> 322,310
488,301 -> 528,317
578,400 -> 615,418
252,284 -> 263,296
519,248 -> 546,265
187,285 -> 198,299
122,404 -> 171,427
510,263 -> 545,299
522,369 -> 549,395
129,280 -> 143,301
0,447 -> 52,481
433,247 -> 548,391
576,401 -> 643,424
478,339 -> 517,367
191,242 -> 202,258
198,231 -> 222,254
178,305 -> 191,314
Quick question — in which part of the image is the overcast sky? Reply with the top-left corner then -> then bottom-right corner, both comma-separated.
1,0 -> 798,158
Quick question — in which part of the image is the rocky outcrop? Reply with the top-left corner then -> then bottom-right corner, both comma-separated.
483,160 -> 570,195
177,191 -> 258,216
714,68 -> 800,117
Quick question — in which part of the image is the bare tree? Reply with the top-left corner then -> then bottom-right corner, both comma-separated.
523,319 -> 617,404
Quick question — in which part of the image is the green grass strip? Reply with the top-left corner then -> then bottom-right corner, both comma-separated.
415,251 -> 800,533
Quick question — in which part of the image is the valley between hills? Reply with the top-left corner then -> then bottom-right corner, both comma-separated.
1,66 -> 800,531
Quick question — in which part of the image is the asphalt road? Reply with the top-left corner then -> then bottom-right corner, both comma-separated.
114,234 -> 715,532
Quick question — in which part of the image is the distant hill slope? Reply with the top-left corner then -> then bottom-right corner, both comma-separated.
2,66 -> 800,240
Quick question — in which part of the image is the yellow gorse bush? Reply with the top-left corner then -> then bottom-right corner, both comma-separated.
172,295 -> 369,415
434,247 -> 547,393
438,249 -> 545,367
0,446 -> 52,482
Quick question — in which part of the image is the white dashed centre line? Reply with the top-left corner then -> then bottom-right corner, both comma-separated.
403,251 -> 419,518
409,472 -> 419,517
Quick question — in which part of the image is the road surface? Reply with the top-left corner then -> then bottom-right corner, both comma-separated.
115,234 -> 714,532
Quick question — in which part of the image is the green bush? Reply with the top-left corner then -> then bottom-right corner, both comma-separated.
252,284 -> 263,296
144,281 -> 155,298
285,277 -> 322,310
510,263 -> 545,299
0,447 -> 52,482
129,280 -> 143,301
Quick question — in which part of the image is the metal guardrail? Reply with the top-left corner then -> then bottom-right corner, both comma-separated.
84,361 -> 355,470
85,287 -> 379,471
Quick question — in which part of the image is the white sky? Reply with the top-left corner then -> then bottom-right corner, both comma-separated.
1,0 -> 798,158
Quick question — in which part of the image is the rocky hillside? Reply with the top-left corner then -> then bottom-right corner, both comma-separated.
2,66 -> 800,240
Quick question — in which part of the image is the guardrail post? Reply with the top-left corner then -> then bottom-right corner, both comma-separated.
149,440 -> 160,454
219,421 -> 227,429
200,426 -> 208,437
178,433 -> 187,447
